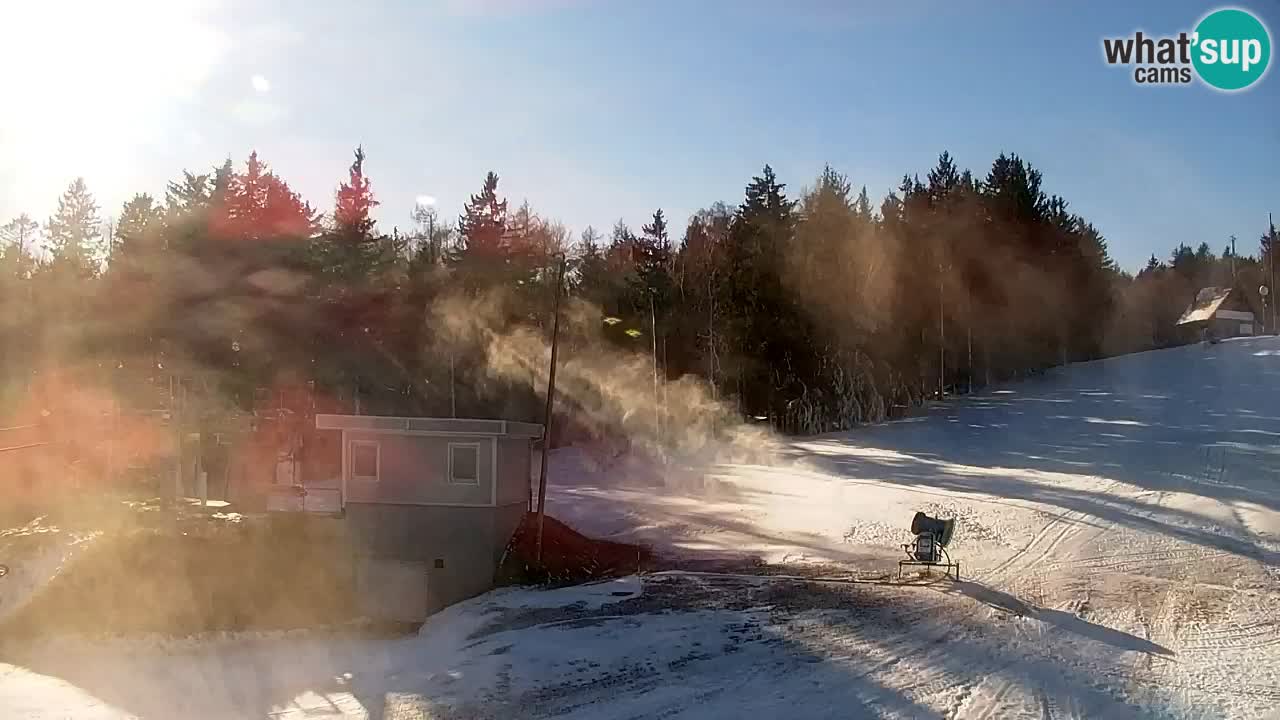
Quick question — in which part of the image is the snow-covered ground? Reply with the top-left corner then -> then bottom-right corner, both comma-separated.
3,336 -> 1279,718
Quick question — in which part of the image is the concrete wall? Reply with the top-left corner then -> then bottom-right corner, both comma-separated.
496,438 -> 532,508
345,432 -> 495,506
344,503 -> 503,615
355,559 -> 430,623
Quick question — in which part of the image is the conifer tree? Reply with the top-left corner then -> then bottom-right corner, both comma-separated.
45,178 -> 104,279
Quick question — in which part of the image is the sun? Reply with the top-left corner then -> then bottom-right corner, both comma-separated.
0,0 -> 226,216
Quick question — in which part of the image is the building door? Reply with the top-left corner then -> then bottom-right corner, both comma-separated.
356,559 -> 431,623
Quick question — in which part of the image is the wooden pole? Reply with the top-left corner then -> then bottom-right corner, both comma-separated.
535,256 -> 567,564
650,295 -> 659,439
171,375 -> 181,502
449,352 -> 456,418
1270,213 -> 1276,334
1230,234 -> 1237,281
967,322 -> 973,394
708,274 -> 716,400
938,270 -> 945,398
662,336 -> 668,435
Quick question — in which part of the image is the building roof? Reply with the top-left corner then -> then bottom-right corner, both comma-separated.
1177,287 -> 1234,325
315,414 -> 543,439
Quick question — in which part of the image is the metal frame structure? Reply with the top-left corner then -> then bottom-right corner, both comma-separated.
898,531 -> 960,581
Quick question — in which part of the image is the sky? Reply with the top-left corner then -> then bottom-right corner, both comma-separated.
0,0 -> 1277,272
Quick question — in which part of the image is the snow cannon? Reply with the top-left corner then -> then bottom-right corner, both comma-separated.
899,512 -> 960,581
910,512 -> 956,548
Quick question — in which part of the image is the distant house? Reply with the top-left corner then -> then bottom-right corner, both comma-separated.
312,415 -> 542,622
1177,285 -> 1259,340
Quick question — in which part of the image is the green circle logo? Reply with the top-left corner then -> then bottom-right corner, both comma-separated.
1193,8 -> 1271,91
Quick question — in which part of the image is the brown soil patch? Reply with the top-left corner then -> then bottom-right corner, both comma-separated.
498,513 -> 654,586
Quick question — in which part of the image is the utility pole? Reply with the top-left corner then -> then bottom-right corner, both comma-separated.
650,295 -> 659,439
938,270 -> 945,398
170,375 -> 179,501
963,261 -> 974,392
1270,213 -> 1277,334
662,336 -> 668,434
1230,234 -> 1237,281
534,255 -> 567,564
707,273 -> 716,400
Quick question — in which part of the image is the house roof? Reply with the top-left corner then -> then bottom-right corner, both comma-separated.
1177,287 -> 1234,325
315,414 -> 543,439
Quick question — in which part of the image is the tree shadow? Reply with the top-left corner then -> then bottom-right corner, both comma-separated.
940,580 -> 1174,657
800,448 -> 1279,568
782,340 -> 1280,566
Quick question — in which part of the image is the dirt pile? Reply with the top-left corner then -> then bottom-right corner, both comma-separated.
499,512 -> 653,586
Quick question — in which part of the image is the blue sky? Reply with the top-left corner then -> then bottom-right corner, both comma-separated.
1,0 -> 1276,271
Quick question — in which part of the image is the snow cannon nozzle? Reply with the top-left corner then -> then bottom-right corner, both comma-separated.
910,511 -> 956,548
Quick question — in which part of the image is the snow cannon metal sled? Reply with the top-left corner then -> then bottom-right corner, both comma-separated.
898,511 -> 960,581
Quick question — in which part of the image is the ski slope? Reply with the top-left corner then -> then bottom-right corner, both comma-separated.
2,336 -> 1278,718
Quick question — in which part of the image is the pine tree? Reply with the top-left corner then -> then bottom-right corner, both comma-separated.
853,185 -> 875,222
984,153 -> 1045,224
633,208 -> 674,316
0,214 -> 40,280
112,193 -> 164,262
156,153 -> 319,411
166,171 -> 214,213
212,158 -> 234,204
571,225 -> 608,305
1,214 -> 40,258
98,194 -> 167,389
672,204 -> 732,396
926,151 -> 961,205
0,216 -> 40,382
793,165 -> 855,330
0,214 -> 40,350
45,178 -> 104,279
324,145 -> 383,282
725,165 -> 803,422
452,171 -> 510,292
334,146 -> 377,237
977,154 -> 1054,375
607,219 -> 638,266
457,171 -> 508,257
215,151 -> 316,242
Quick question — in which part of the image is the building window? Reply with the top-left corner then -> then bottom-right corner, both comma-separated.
351,440 -> 380,482
448,443 -> 480,485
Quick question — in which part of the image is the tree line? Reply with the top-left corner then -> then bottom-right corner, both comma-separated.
1,148 -> 1275,441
